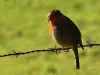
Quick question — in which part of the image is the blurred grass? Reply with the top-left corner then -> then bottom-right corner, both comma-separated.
0,0 -> 100,75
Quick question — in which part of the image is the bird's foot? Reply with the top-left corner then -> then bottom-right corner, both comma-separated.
53,45 -> 60,54
62,47 -> 70,52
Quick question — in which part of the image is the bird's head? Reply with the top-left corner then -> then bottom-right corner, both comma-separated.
47,9 -> 63,22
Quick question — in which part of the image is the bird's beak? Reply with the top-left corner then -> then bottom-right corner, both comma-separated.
48,18 -> 50,22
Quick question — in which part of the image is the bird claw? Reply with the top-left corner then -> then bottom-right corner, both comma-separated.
54,49 -> 60,54
62,47 -> 70,52
53,45 -> 60,54
64,49 -> 69,52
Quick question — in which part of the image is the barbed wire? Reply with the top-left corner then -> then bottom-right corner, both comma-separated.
0,41 -> 100,58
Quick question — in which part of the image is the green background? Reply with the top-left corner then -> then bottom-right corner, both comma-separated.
0,0 -> 100,75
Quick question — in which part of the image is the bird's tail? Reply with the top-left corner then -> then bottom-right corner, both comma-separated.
73,45 -> 80,70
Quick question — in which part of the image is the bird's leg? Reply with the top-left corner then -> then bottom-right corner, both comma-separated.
62,47 -> 70,52
54,45 -> 60,54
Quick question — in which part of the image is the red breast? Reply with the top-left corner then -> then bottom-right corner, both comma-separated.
47,9 -> 63,37
50,17 -> 62,37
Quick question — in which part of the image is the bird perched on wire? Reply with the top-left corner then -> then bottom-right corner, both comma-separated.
47,9 -> 84,70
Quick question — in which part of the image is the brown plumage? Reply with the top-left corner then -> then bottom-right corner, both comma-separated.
47,9 -> 84,70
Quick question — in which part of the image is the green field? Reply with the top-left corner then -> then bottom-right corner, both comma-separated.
0,0 -> 100,75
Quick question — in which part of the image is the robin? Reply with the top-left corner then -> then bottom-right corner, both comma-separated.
47,9 -> 84,70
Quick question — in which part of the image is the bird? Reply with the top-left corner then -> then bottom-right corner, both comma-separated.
47,9 -> 84,70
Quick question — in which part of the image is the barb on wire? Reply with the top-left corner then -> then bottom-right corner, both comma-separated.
13,50 -> 18,58
86,41 -> 96,48
0,42 -> 100,58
